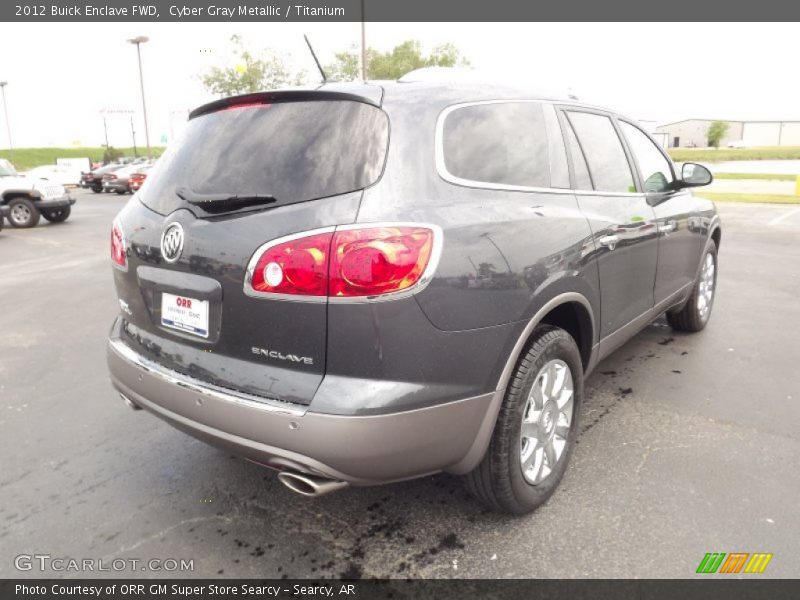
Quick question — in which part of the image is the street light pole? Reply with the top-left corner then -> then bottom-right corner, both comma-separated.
0,82 -> 13,161
360,0 -> 367,80
127,36 -> 151,159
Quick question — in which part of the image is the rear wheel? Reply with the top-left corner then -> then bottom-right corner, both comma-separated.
465,325 -> 583,514
7,197 -> 41,228
667,241 -> 717,332
41,206 -> 71,223
91,184 -> 102,193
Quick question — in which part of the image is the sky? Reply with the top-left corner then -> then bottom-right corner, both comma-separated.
0,22 -> 798,148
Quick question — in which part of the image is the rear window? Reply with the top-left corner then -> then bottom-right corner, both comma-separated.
140,99 -> 389,216
441,102 -> 551,189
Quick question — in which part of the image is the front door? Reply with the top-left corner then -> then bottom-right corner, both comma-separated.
559,109 -> 659,339
617,120 -> 706,303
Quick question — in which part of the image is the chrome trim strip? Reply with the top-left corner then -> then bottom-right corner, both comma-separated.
433,99 -> 646,198
108,338 -> 307,417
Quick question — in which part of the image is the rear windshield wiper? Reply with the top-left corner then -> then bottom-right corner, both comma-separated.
175,187 -> 277,214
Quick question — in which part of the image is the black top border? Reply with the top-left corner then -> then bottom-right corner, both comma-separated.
3,0 -> 800,22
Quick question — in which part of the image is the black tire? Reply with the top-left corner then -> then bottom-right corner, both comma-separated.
464,325 -> 584,514
115,189 -> 127,195
7,197 -> 41,228
91,184 -> 103,193
667,240 -> 718,332
41,206 -> 71,223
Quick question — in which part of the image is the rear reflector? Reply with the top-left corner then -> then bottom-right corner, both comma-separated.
246,224 -> 440,300
111,219 -> 126,268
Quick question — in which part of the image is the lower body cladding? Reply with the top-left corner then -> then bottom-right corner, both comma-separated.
107,336 -> 499,495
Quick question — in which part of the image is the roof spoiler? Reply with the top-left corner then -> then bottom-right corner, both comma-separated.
189,90 -> 380,119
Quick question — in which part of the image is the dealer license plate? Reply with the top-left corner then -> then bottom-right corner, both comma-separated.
161,293 -> 209,338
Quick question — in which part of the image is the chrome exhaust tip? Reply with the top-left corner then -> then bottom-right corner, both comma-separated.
120,393 -> 142,411
277,471 -> 348,497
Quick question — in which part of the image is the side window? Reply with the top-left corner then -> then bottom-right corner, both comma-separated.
565,111 -> 636,193
563,118 -> 593,190
442,102 -> 551,189
620,121 -> 674,193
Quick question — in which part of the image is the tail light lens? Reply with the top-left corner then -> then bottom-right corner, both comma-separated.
111,220 -> 126,268
249,231 -> 333,297
329,227 -> 435,297
246,225 -> 439,300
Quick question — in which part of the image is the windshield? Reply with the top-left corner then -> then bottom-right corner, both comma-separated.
140,99 -> 389,216
0,159 -> 18,176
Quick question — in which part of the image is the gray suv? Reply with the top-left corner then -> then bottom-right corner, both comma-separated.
107,78 -> 719,514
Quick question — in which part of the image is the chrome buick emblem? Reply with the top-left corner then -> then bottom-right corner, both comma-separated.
161,223 -> 184,263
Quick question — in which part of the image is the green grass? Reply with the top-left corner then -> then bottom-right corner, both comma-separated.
668,146 -> 800,162
0,147 -> 166,171
695,192 -> 800,204
713,173 -> 798,181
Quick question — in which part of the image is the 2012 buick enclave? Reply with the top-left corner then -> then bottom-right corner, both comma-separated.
107,73 -> 719,513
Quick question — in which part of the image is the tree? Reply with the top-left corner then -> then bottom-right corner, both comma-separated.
103,146 -> 122,164
707,121 -> 730,148
326,40 -> 470,81
201,35 -> 304,97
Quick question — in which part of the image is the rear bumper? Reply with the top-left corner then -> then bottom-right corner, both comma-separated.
103,182 -> 128,192
107,334 -> 496,485
37,195 -> 76,209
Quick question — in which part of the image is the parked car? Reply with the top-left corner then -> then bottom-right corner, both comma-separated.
81,163 -> 124,193
22,164 -> 79,187
103,164 -> 144,194
0,159 -> 76,227
128,165 -> 152,193
107,77 -> 719,514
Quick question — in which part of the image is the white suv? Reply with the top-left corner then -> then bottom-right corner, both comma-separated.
0,159 -> 76,228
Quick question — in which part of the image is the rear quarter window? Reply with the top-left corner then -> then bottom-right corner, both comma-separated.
439,102 -> 554,190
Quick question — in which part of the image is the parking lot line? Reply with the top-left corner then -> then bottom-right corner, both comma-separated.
768,207 -> 800,226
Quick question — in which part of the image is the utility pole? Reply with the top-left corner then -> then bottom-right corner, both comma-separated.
127,36 -> 152,159
0,82 -> 13,161
360,0 -> 367,80
130,116 -> 137,157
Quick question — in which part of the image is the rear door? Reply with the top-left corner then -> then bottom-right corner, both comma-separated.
617,120 -> 706,303
111,93 -> 389,405
558,108 -> 659,339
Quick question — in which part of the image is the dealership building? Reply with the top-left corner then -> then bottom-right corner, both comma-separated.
655,119 -> 800,148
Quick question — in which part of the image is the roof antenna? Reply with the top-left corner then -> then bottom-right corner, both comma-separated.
304,34 -> 327,83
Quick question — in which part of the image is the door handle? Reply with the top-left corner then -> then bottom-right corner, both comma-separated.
658,221 -> 677,234
598,234 -> 620,250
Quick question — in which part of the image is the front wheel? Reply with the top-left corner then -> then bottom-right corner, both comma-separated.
464,325 -> 583,514
41,206 -> 71,223
7,197 -> 41,228
667,240 -> 718,332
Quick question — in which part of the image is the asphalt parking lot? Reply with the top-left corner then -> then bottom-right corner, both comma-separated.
1,189 -> 799,579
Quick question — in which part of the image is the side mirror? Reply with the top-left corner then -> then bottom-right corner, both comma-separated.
678,162 -> 713,188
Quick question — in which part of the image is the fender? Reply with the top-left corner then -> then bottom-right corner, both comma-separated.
1,189 -> 40,203
446,290 -> 597,475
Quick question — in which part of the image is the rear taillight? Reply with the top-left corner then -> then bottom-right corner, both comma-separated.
249,231 -> 333,297
246,224 -> 440,300
329,226 -> 435,298
111,220 -> 126,268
